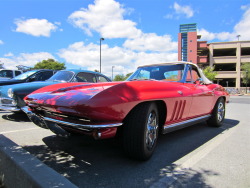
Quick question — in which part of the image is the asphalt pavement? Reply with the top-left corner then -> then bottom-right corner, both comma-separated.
0,96 -> 249,188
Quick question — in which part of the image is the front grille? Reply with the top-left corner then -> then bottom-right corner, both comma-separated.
34,109 -> 91,125
0,98 -> 14,105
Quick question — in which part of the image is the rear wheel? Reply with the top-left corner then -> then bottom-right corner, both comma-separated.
207,98 -> 225,127
123,102 -> 159,160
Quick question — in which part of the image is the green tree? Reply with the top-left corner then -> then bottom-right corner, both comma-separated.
202,66 -> 217,81
113,72 -> 134,81
114,74 -> 126,81
241,62 -> 250,85
125,72 -> 133,80
34,59 -> 66,70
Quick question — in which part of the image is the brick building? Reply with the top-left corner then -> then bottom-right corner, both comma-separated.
178,23 -> 250,88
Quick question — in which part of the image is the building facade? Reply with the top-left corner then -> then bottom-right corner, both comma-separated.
209,41 -> 250,88
178,23 -> 250,88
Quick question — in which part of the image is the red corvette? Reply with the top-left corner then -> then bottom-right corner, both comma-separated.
22,62 -> 229,160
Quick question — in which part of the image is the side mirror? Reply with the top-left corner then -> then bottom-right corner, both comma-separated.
195,78 -> 203,85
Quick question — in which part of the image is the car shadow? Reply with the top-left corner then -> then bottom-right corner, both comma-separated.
22,118 -> 239,188
1,112 -> 30,122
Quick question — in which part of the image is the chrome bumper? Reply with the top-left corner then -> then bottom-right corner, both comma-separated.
21,106 -> 123,131
0,97 -> 20,112
0,105 -> 20,112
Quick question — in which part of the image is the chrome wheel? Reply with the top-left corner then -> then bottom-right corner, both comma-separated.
145,111 -> 158,150
217,102 -> 225,122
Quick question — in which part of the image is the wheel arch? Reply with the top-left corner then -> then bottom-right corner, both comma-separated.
122,100 -> 167,129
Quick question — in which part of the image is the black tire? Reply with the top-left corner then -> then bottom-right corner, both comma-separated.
207,98 -> 225,127
122,102 -> 159,160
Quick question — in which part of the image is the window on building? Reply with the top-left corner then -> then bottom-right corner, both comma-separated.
214,63 -> 236,71
241,47 -> 250,56
213,48 -> 236,57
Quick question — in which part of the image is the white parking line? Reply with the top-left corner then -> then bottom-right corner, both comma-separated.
0,127 -> 40,135
150,123 -> 238,188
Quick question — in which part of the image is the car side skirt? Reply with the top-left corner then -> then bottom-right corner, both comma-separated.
162,114 -> 211,134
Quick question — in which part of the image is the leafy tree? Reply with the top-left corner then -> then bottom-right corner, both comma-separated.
113,72 -> 134,81
125,72 -> 133,79
241,62 -> 250,85
202,66 -> 217,81
34,59 -> 66,70
114,74 -> 126,81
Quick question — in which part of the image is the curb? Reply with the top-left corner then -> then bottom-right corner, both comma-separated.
0,135 -> 77,188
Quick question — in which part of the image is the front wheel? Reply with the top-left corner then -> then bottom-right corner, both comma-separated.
207,98 -> 225,127
122,102 -> 159,160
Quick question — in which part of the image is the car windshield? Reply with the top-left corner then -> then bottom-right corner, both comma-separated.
127,64 -> 184,82
47,71 -> 74,82
13,70 -> 38,80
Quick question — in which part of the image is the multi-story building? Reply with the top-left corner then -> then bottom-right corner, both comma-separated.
178,23 -> 209,66
178,23 -> 250,88
209,41 -> 250,88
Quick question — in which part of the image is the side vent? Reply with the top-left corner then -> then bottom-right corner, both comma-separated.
170,100 -> 186,121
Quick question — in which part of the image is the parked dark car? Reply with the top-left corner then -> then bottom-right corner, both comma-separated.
0,69 -> 111,112
0,69 -> 55,86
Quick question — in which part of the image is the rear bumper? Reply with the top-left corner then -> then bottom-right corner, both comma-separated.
21,106 -> 122,139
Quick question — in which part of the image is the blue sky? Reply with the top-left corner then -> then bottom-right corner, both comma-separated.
0,0 -> 250,77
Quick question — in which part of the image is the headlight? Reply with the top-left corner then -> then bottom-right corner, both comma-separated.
8,88 -> 14,98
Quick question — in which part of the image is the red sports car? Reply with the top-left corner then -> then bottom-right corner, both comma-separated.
22,62 -> 229,160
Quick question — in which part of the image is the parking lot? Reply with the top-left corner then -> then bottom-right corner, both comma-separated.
0,96 -> 250,188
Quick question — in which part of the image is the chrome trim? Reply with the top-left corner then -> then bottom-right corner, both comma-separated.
22,106 -> 123,129
0,106 -> 20,112
163,114 -> 211,134
43,117 -> 123,129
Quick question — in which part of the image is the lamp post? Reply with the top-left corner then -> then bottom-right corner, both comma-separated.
99,38 -> 104,73
246,70 -> 248,94
112,66 -> 115,80
237,35 -> 241,41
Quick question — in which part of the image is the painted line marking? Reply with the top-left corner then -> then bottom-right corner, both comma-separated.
150,123 -> 238,188
0,127 -> 40,135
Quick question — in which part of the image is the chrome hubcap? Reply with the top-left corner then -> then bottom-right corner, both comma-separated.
145,112 -> 158,150
217,102 -> 225,122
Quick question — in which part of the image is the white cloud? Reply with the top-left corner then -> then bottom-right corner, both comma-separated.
165,2 -> 194,19
58,41 -> 177,77
123,33 -> 177,52
198,5 -> 250,41
234,5 -> 250,41
173,2 -> 194,18
0,52 -> 55,69
14,18 -> 58,37
4,52 -> 14,57
65,0 -> 179,77
0,40 -> 3,45
68,0 -> 141,38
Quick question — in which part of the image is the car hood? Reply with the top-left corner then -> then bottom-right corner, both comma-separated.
0,81 -> 60,98
25,80 -> 183,117
25,82 -> 121,114
0,79 -> 24,86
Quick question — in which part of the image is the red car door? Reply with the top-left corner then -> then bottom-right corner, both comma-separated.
185,65 -> 214,118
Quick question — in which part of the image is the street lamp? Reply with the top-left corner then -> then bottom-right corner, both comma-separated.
112,66 -> 115,80
100,38 -> 104,73
237,35 -> 241,41
246,70 -> 248,94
